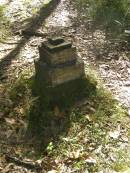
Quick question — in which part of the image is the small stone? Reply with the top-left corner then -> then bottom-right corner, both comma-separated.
47,170 -> 57,173
109,130 -> 120,139
128,109 -> 130,117
85,156 -> 96,164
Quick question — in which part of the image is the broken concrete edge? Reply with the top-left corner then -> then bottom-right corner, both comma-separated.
48,37 -> 65,45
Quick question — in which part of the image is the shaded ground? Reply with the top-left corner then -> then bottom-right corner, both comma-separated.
0,0 -> 130,173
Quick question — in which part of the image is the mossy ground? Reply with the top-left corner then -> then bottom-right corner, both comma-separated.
1,69 -> 130,172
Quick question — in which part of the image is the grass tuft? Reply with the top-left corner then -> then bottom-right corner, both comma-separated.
0,5 -> 11,41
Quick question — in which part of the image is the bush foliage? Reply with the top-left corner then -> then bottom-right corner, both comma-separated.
76,0 -> 130,36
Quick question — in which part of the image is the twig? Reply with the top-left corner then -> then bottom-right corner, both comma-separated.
21,30 -> 48,37
0,41 -> 19,45
5,154 -> 42,171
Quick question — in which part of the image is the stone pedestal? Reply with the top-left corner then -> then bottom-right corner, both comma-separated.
36,37 -> 85,87
34,37 -> 88,109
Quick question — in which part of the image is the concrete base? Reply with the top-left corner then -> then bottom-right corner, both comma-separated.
33,76 -> 95,110
35,58 -> 84,87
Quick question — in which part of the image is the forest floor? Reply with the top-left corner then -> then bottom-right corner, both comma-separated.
0,0 -> 130,173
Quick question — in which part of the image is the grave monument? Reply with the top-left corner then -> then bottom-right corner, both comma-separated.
34,37 -> 92,109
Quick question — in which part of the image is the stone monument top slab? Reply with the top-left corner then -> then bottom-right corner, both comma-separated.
42,37 -> 72,53
48,37 -> 64,45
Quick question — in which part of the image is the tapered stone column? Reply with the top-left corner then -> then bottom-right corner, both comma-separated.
34,37 -> 89,109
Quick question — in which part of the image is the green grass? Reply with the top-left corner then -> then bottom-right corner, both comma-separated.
2,70 -> 130,172
45,85 -> 129,172
0,5 -> 11,41
112,149 -> 130,172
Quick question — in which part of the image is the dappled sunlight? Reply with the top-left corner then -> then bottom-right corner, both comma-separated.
0,0 -> 130,172
0,0 -> 60,80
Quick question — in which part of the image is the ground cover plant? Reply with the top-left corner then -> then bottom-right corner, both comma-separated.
76,0 -> 130,38
0,5 -> 11,41
1,68 -> 129,172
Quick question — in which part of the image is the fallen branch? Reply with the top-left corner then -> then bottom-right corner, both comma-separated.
20,30 -> 73,38
5,154 -> 42,171
21,30 -> 48,37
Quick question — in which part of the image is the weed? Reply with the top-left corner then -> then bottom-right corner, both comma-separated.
112,149 -> 130,172
0,5 -> 11,41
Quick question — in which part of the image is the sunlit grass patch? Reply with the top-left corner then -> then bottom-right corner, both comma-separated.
0,5 -> 11,41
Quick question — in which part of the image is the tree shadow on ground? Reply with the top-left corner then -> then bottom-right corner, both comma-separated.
26,76 -> 97,154
0,0 -> 61,78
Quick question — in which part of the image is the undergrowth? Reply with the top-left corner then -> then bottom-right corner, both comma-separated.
76,0 -> 130,38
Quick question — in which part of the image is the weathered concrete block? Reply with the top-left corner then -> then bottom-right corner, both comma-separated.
35,58 -> 84,87
50,59 -> 84,86
42,38 -> 72,53
39,37 -> 77,66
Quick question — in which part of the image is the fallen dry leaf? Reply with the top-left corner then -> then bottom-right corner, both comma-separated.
5,118 -> 16,125
0,112 -> 4,119
47,170 -> 57,173
109,130 -> 120,139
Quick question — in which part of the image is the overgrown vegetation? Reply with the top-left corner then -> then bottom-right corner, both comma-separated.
2,70 -> 129,172
76,0 -> 130,38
